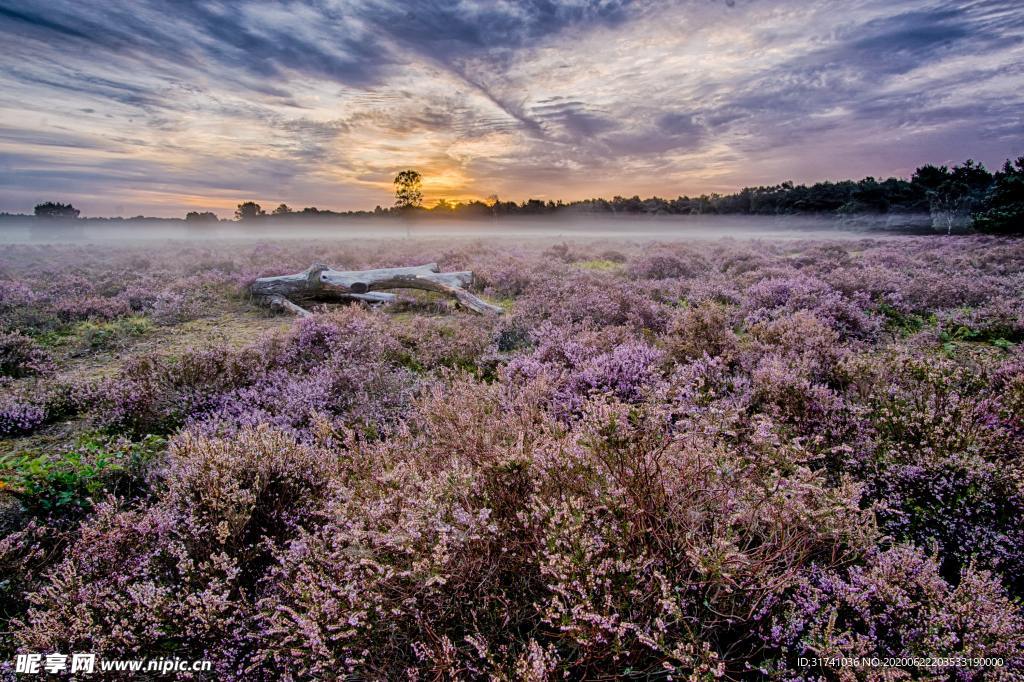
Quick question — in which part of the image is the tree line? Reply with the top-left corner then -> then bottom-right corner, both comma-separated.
191,158 -> 1024,234
17,157 -> 1024,233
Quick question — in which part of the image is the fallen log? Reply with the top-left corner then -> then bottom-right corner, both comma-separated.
251,263 -> 502,316
266,294 -> 311,318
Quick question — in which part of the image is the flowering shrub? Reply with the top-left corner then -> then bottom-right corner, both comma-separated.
768,545 -> 1024,678
227,391 -> 872,679
0,332 -> 52,378
627,247 -> 708,280
53,296 -> 133,323
389,314 -> 496,373
848,353 -> 1024,592
0,396 -> 45,437
475,257 -> 537,298
196,359 -> 414,441
743,274 -> 879,340
14,427 -> 335,670
84,348 -> 270,436
504,324 -> 666,417
0,280 -> 44,331
936,297 -> 1024,347
1,236 -> 1023,678
147,290 -> 204,324
513,270 -> 670,332
663,301 -> 739,363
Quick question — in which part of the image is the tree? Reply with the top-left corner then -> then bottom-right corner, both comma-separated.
973,157 -> 1024,234
926,160 -> 992,234
930,179 -> 972,235
235,201 -> 265,221
272,203 -> 292,215
34,202 -> 79,219
393,170 -> 423,209
846,177 -> 890,213
911,164 -> 950,193
185,211 -> 219,223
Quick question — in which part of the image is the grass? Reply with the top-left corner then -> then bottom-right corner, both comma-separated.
33,316 -> 154,355
577,258 -> 622,271
74,316 -> 154,352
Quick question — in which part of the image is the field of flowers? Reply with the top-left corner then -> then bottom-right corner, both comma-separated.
1,235 -> 1023,679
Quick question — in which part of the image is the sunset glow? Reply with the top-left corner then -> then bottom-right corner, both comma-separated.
1,1 -> 1022,216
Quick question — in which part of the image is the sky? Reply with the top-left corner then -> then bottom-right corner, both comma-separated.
0,0 -> 1022,218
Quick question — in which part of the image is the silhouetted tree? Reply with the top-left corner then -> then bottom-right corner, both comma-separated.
394,170 -> 423,209
235,201 -> 265,221
911,164 -> 950,192
272,203 -> 292,215
34,202 -> 79,219
973,157 -> 1024,234
185,211 -> 219,223
926,160 -> 992,234
460,200 -> 493,217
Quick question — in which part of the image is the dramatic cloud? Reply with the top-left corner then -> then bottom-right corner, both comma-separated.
0,0 -> 1021,216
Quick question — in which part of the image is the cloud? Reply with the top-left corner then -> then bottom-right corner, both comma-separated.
0,0 -> 1021,215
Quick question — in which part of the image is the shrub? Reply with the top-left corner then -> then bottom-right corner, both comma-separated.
196,359 -> 414,441
475,261 -> 535,299
15,501 -> 242,663
0,280 -> 51,333
234,394 -> 873,679
936,298 -> 1024,348
664,301 -> 739,363
84,342 -> 278,435
0,332 -> 52,378
768,546 -> 1024,678
628,249 -> 708,280
743,274 -> 879,340
53,296 -> 132,323
390,315 -> 495,373
15,427 -> 335,671
514,271 -> 669,332
842,353 -> 1024,591
504,325 -> 666,417
148,290 -> 203,324
0,397 -> 45,437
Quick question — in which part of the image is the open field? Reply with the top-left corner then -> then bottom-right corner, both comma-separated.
1,234 -> 1023,678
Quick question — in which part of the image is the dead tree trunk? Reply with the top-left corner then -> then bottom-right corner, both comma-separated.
251,263 -> 502,316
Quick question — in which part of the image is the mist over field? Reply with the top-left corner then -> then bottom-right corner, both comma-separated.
0,214 -> 934,245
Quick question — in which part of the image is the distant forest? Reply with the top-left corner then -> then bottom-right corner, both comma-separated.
5,156 -> 1023,233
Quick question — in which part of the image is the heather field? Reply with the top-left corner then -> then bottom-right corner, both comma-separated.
1,235 -> 1023,679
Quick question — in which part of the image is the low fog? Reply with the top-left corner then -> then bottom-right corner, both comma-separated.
0,214 -> 933,245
